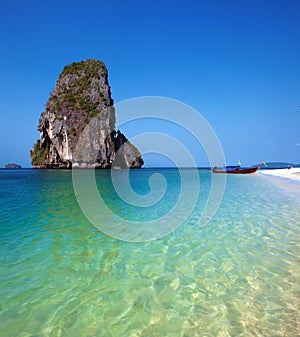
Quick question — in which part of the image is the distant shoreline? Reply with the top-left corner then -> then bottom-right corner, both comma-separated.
1,166 -> 300,174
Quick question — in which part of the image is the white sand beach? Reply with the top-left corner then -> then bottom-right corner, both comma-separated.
260,168 -> 300,183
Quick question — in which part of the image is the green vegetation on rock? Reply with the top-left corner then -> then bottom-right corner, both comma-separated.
60,59 -> 106,79
47,59 -> 110,120
30,140 -> 49,165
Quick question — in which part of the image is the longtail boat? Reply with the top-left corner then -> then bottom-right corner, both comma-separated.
212,162 -> 264,174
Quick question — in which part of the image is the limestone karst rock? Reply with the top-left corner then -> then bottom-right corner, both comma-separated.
30,59 -> 143,169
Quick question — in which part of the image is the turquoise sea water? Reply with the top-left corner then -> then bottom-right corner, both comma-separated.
0,169 -> 299,337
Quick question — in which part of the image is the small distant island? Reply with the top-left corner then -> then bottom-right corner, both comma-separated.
4,163 -> 22,169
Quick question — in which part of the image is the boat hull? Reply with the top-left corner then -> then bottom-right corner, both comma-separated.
212,167 -> 259,174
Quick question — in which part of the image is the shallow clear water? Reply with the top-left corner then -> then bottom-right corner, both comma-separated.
0,169 -> 299,337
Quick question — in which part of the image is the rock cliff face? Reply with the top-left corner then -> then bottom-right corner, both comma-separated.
30,60 -> 143,169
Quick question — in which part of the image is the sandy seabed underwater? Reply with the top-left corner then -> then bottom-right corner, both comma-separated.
0,169 -> 299,337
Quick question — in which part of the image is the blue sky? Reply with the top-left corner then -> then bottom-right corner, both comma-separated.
0,0 -> 299,167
